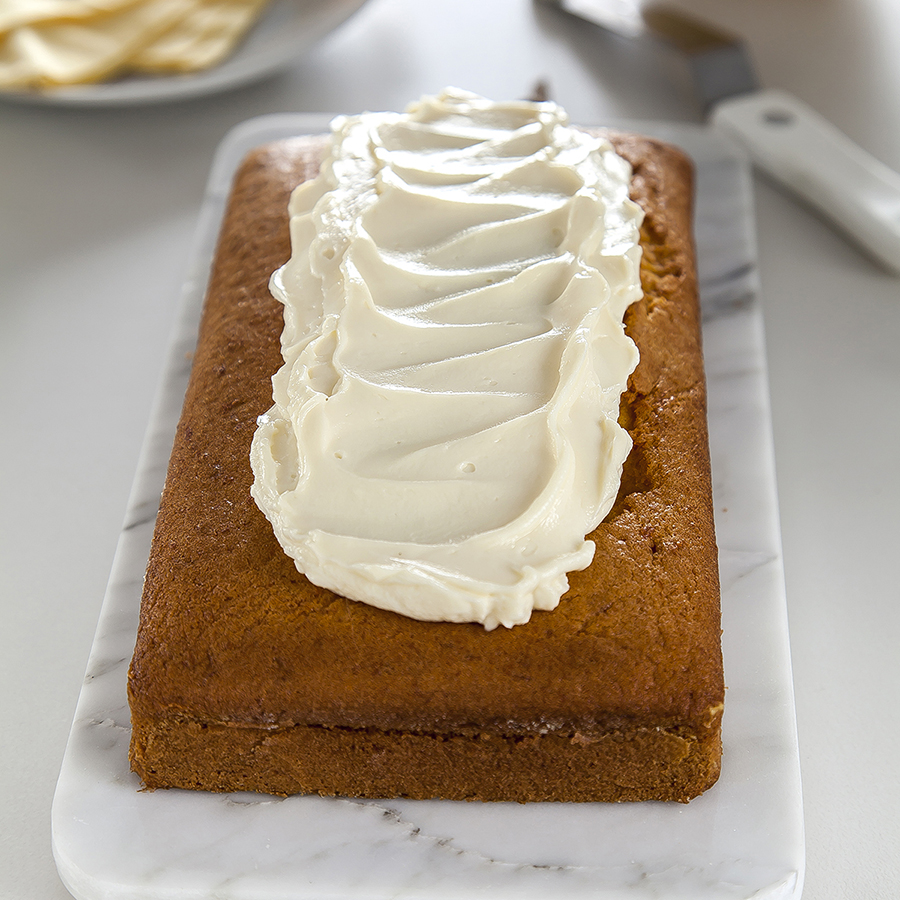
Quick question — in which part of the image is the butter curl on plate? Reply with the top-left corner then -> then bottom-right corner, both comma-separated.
0,0 -> 270,88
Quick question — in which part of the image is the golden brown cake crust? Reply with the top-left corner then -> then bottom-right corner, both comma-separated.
127,131 -> 724,803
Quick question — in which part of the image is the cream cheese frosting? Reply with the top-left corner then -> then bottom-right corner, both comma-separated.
250,88 -> 644,630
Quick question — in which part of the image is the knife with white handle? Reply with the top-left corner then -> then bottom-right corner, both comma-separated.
711,90 -> 900,274
542,0 -> 900,275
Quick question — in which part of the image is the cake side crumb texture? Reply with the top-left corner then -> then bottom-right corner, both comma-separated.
127,131 -> 724,803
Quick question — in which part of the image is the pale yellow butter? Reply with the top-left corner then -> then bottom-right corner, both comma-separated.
130,0 -> 268,72
0,0 -> 144,35
0,0 -> 268,88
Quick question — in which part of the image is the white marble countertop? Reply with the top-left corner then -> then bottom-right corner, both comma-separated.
1,1 -> 898,898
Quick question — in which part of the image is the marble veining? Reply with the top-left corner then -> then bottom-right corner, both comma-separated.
51,115 -> 805,900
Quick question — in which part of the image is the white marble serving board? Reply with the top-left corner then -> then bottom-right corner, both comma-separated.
51,114 -> 805,900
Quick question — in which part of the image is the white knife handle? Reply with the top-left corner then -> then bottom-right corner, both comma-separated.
711,88 -> 900,275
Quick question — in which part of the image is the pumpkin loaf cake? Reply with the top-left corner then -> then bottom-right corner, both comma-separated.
127,101 -> 724,802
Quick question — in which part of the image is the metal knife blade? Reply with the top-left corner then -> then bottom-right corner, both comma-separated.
543,0 -> 900,275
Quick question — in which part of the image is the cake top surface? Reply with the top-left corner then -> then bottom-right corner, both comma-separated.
128,125 -> 724,737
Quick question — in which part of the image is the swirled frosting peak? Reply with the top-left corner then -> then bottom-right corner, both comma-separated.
250,89 -> 644,630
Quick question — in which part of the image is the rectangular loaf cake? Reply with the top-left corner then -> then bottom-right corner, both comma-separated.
127,119 -> 724,803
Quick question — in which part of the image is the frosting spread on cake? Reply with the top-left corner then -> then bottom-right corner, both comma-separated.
250,88 -> 643,629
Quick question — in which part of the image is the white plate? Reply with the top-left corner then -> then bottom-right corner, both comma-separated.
51,114 -> 805,900
0,0 -> 368,106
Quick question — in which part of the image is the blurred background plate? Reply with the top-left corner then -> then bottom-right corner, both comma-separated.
0,0 -> 369,106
